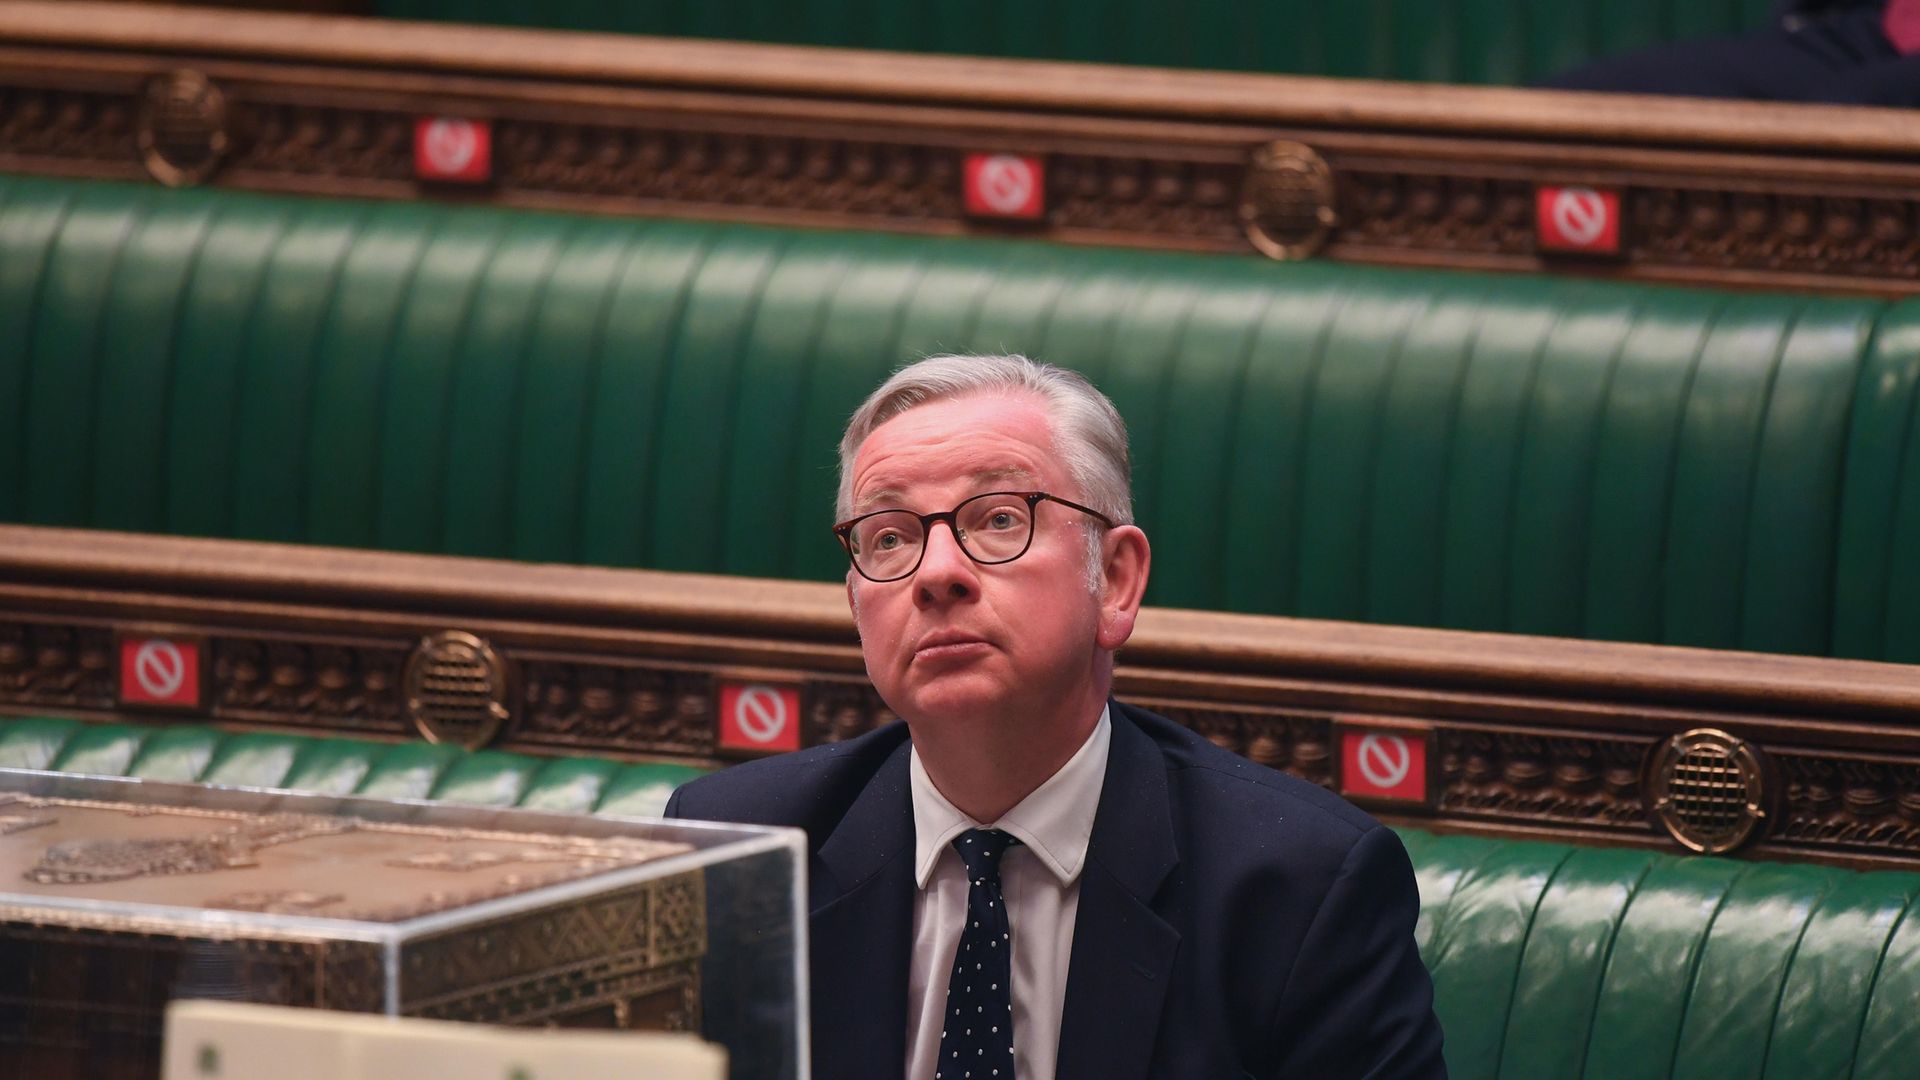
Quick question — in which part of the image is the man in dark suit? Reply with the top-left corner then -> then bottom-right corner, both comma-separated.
667,354 -> 1446,1079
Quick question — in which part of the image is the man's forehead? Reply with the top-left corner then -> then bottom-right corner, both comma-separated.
854,466 -> 1044,512
848,392 -> 1062,510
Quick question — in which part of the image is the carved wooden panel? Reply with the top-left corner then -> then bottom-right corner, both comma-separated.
515,658 -> 715,758
1630,189 -> 1920,283
210,637 -> 408,735
1774,752 -> 1920,857
5,3 -> 1920,294
1337,172 -> 1535,258
5,525 -> 1920,870
1436,729 -> 1653,831
0,86 -> 136,168
803,678 -> 897,747
0,622 -> 116,713
227,102 -> 412,184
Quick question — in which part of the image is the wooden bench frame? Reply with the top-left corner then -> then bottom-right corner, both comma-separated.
3,1 -> 1920,295
3,524 -> 1918,871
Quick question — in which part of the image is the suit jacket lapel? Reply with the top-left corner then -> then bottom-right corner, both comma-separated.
809,739 -> 916,1078
1055,704 -> 1181,1080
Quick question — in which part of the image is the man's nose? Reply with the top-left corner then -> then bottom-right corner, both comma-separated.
913,522 -> 979,606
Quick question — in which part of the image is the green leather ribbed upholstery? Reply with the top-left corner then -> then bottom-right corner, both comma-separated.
1837,302 -> 1920,666
4,173 -> 1918,659
9,712 -> 1917,1080
1402,829 -> 1920,1080
372,0 -> 1777,85
0,714 -> 708,817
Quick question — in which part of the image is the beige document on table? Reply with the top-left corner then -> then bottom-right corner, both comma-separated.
163,1000 -> 726,1080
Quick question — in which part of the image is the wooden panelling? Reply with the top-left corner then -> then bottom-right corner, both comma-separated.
4,525 -> 1919,870
1,2 -> 1919,293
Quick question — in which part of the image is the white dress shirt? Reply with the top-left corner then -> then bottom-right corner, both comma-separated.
904,706 -> 1112,1080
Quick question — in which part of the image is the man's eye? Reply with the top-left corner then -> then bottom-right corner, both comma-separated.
874,531 -> 904,550
987,511 -> 1017,530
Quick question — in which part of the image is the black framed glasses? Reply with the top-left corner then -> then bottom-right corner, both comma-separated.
832,490 -> 1116,583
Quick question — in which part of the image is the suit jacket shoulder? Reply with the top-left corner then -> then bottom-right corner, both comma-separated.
664,721 -> 912,844
1101,702 -> 1445,1079
1118,700 -> 1378,837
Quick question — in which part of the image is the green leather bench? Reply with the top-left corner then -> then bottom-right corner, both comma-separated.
6,173 -> 1919,662
5,713 -> 1916,1080
0,714 -> 705,817
373,0 -> 1776,85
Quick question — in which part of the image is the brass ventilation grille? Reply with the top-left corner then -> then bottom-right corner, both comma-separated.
404,631 -> 511,750
1647,728 -> 1769,854
138,70 -> 229,187
1240,141 -> 1338,260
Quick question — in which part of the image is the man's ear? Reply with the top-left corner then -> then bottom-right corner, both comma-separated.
1096,525 -> 1150,650
845,573 -> 861,633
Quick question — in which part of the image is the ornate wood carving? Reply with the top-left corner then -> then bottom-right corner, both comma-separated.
1774,753 -> 1920,857
516,658 -> 715,758
1437,729 -> 1653,831
5,525 -> 1920,869
1337,172 -> 1535,258
227,101 -> 410,184
4,2 -> 1920,294
1630,189 -> 1920,283
803,678 -> 896,747
211,637 -> 407,735
0,85 -> 135,169
0,622 -> 115,712
496,122 -> 963,223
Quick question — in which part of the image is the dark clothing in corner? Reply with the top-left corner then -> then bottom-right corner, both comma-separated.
1538,2 -> 1920,107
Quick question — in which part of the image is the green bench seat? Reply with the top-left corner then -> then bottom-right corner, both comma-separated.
0,714 -> 705,816
6,713 -> 1915,1080
4,173 -> 1920,662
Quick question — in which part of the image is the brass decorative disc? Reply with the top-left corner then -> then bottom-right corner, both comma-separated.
1646,728 -> 1769,854
1239,140 -> 1338,260
137,70 -> 230,188
405,631 -> 512,750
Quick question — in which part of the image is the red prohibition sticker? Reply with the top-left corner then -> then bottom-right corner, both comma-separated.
414,117 -> 492,183
964,153 -> 1046,220
1339,727 -> 1428,803
119,636 -> 202,709
718,682 -> 802,754
1536,185 -> 1622,254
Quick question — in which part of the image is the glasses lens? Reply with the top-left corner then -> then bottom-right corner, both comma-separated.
847,510 -> 925,580
955,494 -> 1034,562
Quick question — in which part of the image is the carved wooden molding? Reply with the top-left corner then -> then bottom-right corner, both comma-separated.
5,524 -> 1920,870
3,1 -> 1920,294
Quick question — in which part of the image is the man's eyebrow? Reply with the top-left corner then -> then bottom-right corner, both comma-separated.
852,487 -> 905,514
851,469 -> 1042,513
972,467 -> 1042,491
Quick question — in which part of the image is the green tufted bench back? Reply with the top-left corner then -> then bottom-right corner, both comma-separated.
6,714 -> 1916,1080
0,714 -> 705,817
5,174 -> 1920,662
374,0 -> 1778,86
1406,829 -> 1920,1080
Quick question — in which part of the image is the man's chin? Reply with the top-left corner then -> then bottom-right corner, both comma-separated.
890,676 -> 1016,730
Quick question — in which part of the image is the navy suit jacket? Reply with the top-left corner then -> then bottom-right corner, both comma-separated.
665,701 -> 1447,1079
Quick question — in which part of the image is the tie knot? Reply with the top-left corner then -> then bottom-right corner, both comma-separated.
951,828 -> 1020,881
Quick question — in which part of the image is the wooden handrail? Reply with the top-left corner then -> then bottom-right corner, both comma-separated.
3,524 -> 1919,869
3,2 -> 1919,293
4,525 -> 1917,723
2,1 -> 1916,155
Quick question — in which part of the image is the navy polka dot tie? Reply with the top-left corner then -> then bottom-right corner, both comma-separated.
937,828 -> 1020,1080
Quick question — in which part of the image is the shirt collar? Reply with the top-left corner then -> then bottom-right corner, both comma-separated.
909,704 -> 1112,890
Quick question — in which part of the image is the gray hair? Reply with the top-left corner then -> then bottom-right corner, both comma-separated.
835,354 -> 1134,526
